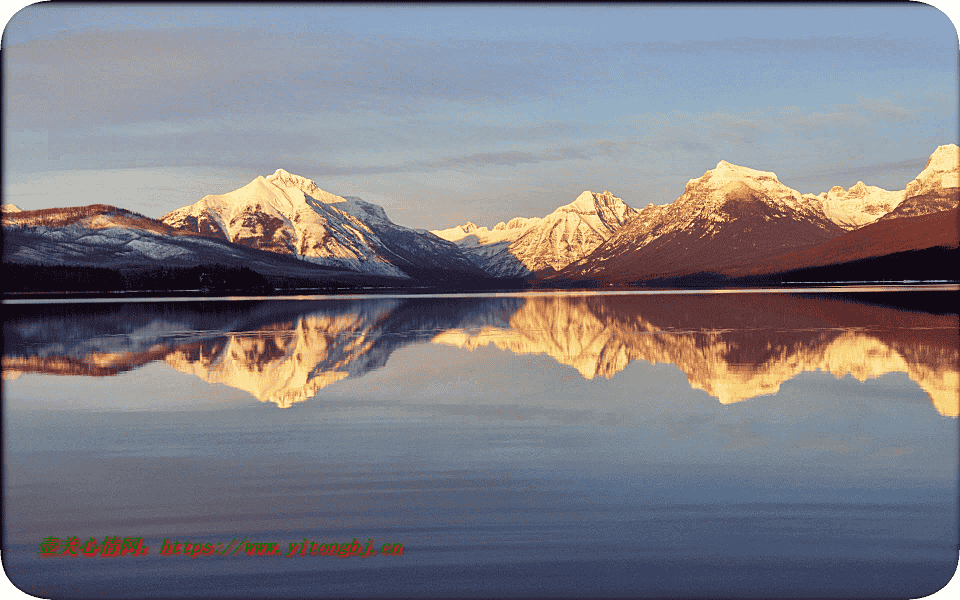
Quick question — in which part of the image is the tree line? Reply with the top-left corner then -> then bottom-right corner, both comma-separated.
4,263 -> 273,294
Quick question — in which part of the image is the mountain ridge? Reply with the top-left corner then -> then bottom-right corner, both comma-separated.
432,189 -> 637,277
160,169 -> 486,282
4,145 -> 958,290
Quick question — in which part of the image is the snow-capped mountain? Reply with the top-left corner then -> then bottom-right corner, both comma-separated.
802,181 -> 905,230
5,145 -> 956,290
0,204 -> 404,287
433,190 -> 637,277
879,144 -> 959,221
431,217 -> 541,277
557,161 -> 844,283
162,169 -> 484,281
2,204 -> 214,264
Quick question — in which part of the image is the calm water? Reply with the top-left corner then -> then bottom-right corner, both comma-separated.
3,291 -> 958,598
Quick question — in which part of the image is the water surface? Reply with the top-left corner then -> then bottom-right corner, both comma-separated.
3,291 -> 958,598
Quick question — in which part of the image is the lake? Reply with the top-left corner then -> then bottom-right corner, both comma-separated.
3,289 -> 958,598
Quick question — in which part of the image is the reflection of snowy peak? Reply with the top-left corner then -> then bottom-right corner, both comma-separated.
164,302 -> 403,408
432,295 -> 958,416
5,296 -> 955,416
434,190 -> 636,277
162,169 -> 481,281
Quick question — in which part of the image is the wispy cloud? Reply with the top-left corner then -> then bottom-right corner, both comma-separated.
634,35 -> 955,67
5,27 -> 624,130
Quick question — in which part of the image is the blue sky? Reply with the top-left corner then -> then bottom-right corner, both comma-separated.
3,3 -> 958,229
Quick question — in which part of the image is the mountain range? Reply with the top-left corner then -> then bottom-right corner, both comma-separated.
3,145 -> 957,292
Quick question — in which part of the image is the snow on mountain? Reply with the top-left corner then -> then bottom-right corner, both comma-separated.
680,160 -> 837,224
162,169 -> 482,281
434,191 -> 636,277
802,181 -> 905,230
0,204 -> 411,288
559,161 -> 843,282
879,144 -> 959,221
508,190 -> 637,274
7,145 -> 956,287
1,204 -> 22,213
906,144 -> 960,197
431,217 -> 542,276
3,204 -> 247,266
432,216 -> 542,246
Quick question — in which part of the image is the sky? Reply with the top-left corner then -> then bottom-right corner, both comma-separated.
2,2 -> 959,230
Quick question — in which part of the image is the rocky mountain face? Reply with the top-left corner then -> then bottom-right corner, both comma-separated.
557,161 -> 845,283
433,190 -> 637,277
4,145 -> 957,288
0,203 -> 409,290
879,144 -> 959,221
802,181 -> 905,230
161,169 -> 484,282
2,204 -> 222,265
552,146 -> 959,284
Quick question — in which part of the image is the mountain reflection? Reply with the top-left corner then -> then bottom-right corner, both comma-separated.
434,295 -> 958,416
3,294 -> 957,415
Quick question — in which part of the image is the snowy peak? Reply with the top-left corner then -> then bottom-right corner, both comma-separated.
432,217 -> 541,245
905,144 -> 959,198
431,221 -> 480,243
497,217 -> 539,231
431,190 -> 636,277
687,160 -> 782,195
3,204 -> 179,236
880,144 -> 959,221
674,160 -> 836,231
267,167 -> 307,185
672,159 -> 823,224
160,170 -> 482,281
803,181 -> 905,230
1,204 -> 22,213
505,190 -> 637,274
563,190 -> 633,220
568,190 -> 601,212
561,159 -> 845,282
264,168 -> 346,205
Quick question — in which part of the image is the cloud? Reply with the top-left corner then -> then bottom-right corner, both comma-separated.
798,157 -> 929,187
4,27 -> 623,130
7,110 -> 599,176
439,147 -> 590,170
634,35 -> 954,67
